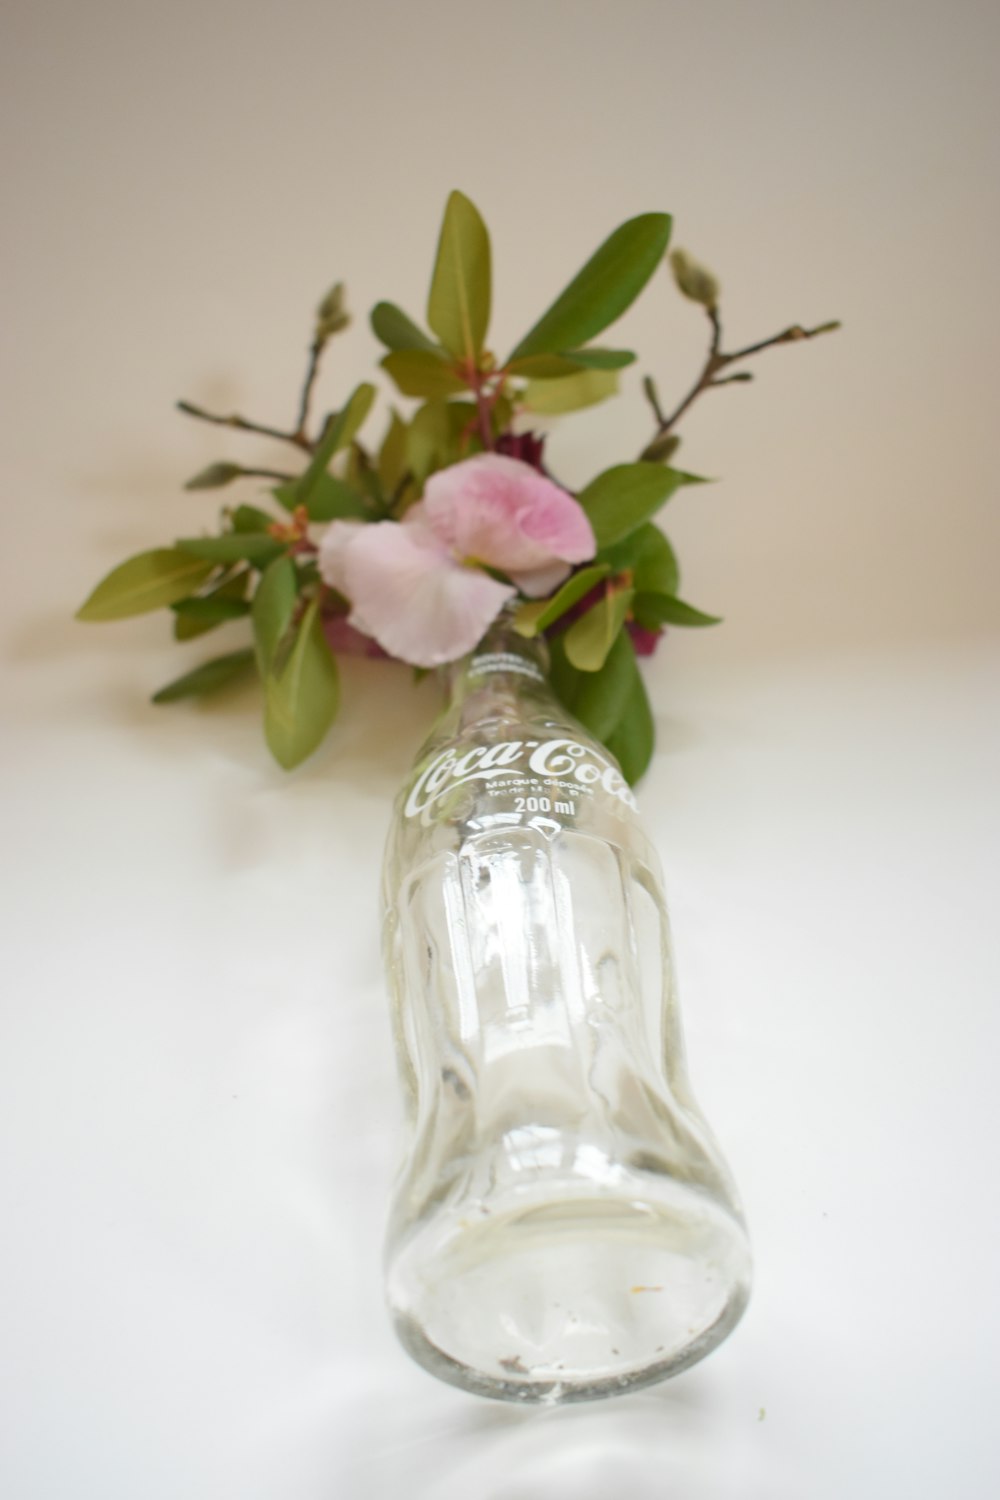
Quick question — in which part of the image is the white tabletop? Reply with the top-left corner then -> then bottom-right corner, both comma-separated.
3,631 -> 998,1498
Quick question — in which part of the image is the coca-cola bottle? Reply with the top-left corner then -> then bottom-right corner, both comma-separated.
380,616 -> 751,1402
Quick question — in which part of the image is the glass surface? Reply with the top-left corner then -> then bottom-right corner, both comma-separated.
380,620 -> 751,1403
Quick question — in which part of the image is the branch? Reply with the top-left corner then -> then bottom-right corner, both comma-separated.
176,400 -> 313,453
641,312 -> 840,457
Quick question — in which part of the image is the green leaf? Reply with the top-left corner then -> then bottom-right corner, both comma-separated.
577,463 -> 692,549
171,583 -> 250,641
290,382 -> 376,509
381,350 -> 468,398
605,651 -> 655,785
563,585 -> 635,671
562,347 -> 636,370
406,400 -> 476,484
275,473 -> 369,522
151,648 -> 256,704
507,212 -> 672,362
522,368 -> 619,415
427,189 -> 491,364
231,503 -> 277,532
571,628 -> 638,742
641,430 -> 681,464
251,556 -> 298,675
177,534 -> 285,567
513,564 -> 610,637
377,409 -> 408,494
632,594 -> 722,628
506,347 -> 635,377
370,301 -> 443,355
184,461 -> 244,491
77,549 -> 214,621
264,599 -> 340,769
600,523 -> 679,597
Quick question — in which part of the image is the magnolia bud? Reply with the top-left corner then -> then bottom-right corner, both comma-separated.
669,249 -> 720,310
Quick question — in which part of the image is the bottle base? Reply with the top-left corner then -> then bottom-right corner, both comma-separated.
386,1183 -> 751,1404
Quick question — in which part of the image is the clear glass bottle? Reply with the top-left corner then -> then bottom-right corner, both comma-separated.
381,618 -> 751,1403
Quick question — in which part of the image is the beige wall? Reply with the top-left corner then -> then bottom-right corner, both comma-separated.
3,0 -> 998,665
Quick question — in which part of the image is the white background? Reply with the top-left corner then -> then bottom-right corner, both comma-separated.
2,2 -> 999,1495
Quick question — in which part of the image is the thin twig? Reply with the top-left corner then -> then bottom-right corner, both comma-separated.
642,313 -> 840,455
176,400 -> 313,453
294,338 -> 325,441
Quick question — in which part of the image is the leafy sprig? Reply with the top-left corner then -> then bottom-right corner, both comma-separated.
77,191 -> 838,779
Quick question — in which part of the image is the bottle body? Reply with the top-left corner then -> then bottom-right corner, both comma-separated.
381,627 -> 750,1402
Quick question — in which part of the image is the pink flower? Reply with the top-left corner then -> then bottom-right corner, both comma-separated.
318,454 -> 596,668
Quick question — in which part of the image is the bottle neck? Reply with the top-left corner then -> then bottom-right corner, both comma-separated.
445,617 -> 554,722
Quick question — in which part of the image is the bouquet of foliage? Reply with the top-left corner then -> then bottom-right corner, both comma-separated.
77,192 -> 836,781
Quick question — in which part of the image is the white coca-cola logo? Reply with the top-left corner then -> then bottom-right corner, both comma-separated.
403,736 -> 637,817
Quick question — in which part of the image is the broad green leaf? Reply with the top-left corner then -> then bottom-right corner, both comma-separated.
605,651 -> 655,785
370,301 -> 443,355
547,633 -> 582,712
507,212 -> 672,362
564,585 -> 635,671
377,409 -> 409,494
231,503 -> 277,532
381,350 -> 468,398
571,628 -> 637,741
290,382 -> 376,509
513,564 -> 609,637
77,549 -> 214,621
264,599 -> 340,769
427,189 -> 491,364
251,556 -> 298,675
172,578 -> 250,642
184,461 -> 243,491
506,347 -> 635,378
177,534 -> 285,567
522,368 -> 619,415
577,462 -> 692,549
600,523 -> 679,597
151,648 -> 256,704
275,473 -> 369,522
632,594 -> 722,628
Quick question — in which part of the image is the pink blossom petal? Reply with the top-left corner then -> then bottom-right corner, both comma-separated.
423,454 -> 596,590
317,520 -> 364,597
323,518 -> 515,668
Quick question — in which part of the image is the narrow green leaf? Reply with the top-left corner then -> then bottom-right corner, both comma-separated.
577,463 -> 689,549
264,599 -> 340,769
632,594 -> 722,628
522,368 -> 619,415
231,503 -> 277,532
77,549 -> 214,621
152,648 -> 256,704
177,534 -> 285,567
406,400 -> 476,484
275,473 -> 369,522
571,628 -> 638,741
172,595 -> 248,628
564,585 -> 635,671
427,189 -> 492,363
172,571 -> 250,641
184,461 -> 244,491
251,556 -> 298,675
377,409 -> 409,494
506,347 -> 635,378
381,350 -> 468,399
561,347 -> 636,370
513,564 -> 610,637
370,302 -> 443,355
507,212 -> 672,362
290,383 -> 376,509
605,652 -> 655,785
600,523 -> 679,597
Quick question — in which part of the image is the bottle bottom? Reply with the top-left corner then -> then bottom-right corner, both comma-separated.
386,1180 -> 751,1404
